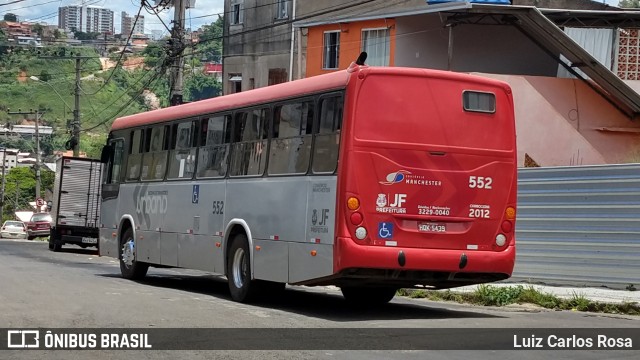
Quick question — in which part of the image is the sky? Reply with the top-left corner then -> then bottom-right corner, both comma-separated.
1,0 -> 224,36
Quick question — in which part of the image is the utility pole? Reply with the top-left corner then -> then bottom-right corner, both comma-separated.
7,109 -> 42,208
168,0 -> 188,106
73,56 -> 81,156
15,180 -> 19,210
39,53 -> 91,156
0,148 -> 6,220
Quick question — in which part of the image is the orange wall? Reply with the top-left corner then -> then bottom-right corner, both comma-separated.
306,19 -> 396,78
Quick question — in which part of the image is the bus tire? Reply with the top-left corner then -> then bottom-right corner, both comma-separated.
341,286 -> 397,305
119,227 -> 149,280
227,234 -> 258,303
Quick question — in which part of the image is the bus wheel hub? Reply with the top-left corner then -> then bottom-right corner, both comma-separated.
122,240 -> 135,267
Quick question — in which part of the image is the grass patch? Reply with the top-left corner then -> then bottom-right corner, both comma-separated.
397,285 -> 640,316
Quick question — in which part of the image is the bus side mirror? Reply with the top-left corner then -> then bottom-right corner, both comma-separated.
100,144 -> 113,164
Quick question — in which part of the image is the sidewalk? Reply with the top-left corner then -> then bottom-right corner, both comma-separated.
453,282 -> 640,304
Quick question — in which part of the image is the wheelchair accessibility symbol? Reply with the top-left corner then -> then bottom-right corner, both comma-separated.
378,222 -> 393,239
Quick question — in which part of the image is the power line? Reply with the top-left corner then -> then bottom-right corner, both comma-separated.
2,0 -> 60,13
83,0 -> 380,130
0,0 -> 27,8
190,0 -> 377,57
83,1 -> 145,96
82,59 -> 168,132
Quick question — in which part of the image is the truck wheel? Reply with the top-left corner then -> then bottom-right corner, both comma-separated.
50,231 -> 62,252
227,233 -> 259,302
119,227 -> 149,280
341,287 -> 397,305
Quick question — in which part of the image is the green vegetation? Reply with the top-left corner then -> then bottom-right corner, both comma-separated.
3,13 -> 17,22
619,0 -> 640,8
0,166 -> 55,222
397,285 -> 640,315
0,18 -> 224,219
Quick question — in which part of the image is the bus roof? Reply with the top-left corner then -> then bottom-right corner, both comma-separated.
110,65 -> 512,131
111,69 -> 351,131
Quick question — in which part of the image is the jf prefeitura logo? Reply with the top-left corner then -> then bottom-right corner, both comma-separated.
6,330 -> 152,349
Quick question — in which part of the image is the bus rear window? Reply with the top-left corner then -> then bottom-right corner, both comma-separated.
463,91 -> 496,113
353,75 -> 513,151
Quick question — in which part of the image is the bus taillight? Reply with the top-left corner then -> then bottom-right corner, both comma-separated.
505,207 -> 516,220
501,220 -> 513,233
347,197 -> 360,210
350,212 -> 363,225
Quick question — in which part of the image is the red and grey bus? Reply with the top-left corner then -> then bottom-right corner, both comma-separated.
99,62 -> 517,303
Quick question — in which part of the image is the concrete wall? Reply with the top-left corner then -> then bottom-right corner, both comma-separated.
305,19 -> 396,78
479,74 -> 640,166
223,0 -> 348,94
394,13 -> 559,76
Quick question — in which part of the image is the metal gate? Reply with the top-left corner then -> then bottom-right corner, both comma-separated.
513,164 -> 640,289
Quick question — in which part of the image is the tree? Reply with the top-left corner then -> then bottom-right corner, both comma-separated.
53,29 -> 62,39
73,31 -> 100,40
39,69 -> 51,82
142,42 -> 165,68
1,167 -> 37,220
196,16 -> 223,63
184,72 -> 221,101
3,13 -> 17,22
31,23 -> 44,38
619,0 -> 640,7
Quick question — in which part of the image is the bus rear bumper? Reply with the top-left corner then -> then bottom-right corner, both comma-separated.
333,237 -> 515,288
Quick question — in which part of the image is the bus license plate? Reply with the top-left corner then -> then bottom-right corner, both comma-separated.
82,237 -> 97,244
419,223 -> 446,233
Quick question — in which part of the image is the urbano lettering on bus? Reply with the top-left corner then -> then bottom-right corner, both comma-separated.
136,191 -> 168,215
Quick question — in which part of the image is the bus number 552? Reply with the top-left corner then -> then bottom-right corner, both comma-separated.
469,176 -> 493,189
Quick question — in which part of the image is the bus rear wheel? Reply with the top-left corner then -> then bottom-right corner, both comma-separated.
227,234 -> 259,303
341,286 -> 397,305
119,227 -> 149,280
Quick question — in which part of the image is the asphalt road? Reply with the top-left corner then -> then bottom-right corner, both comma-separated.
0,239 -> 638,360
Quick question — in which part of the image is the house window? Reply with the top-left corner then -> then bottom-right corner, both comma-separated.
231,0 -> 244,25
276,0 -> 288,19
323,31 -> 340,70
268,68 -> 287,85
362,28 -> 390,66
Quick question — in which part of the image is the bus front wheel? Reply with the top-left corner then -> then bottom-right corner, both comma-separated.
119,227 -> 149,280
341,286 -> 397,305
227,234 -> 258,302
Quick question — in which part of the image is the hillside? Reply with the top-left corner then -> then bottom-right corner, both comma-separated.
0,46 -> 157,157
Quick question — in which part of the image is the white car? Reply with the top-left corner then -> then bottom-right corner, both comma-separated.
0,221 -> 28,239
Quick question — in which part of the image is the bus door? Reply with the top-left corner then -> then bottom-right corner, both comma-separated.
99,137 -> 125,257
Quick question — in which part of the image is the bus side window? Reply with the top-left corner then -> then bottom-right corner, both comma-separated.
197,115 -> 231,178
230,108 -> 268,177
312,96 -> 343,174
125,129 -> 144,181
141,125 -> 169,181
106,139 -> 124,184
167,120 -> 198,180
268,100 -> 314,175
